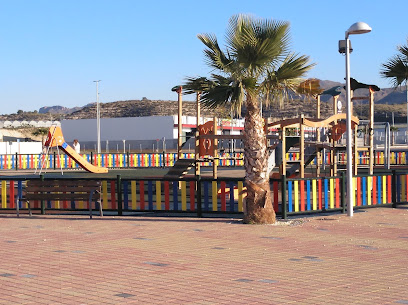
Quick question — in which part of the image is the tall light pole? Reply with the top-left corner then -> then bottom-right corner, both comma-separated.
171,85 -> 183,159
342,22 -> 372,217
94,80 -> 101,154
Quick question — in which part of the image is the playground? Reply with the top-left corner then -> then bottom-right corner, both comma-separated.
0,207 -> 407,304
0,79 -> 407,219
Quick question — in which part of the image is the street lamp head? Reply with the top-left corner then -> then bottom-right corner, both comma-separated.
346,22 -> 372,38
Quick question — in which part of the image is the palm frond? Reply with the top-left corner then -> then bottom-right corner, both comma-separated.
260,52 -> 315,107
183,77 -> 213,95
398,39 -> 408,59
381,55 -> 408,87
197,34 -> 234,72
226,14 -> 291,77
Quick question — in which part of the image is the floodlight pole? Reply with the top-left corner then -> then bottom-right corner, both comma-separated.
94,80 -> 101,154
345,36 -> 354,217
343,22 -> 372,217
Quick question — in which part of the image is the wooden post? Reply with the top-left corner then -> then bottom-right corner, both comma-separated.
281,127 -> 286,176
333,95 -> 338,115
213,117 -> 218,179
332,95 -> 339,176
354,124 -> 358,175
316,95 -> 321,177
300,115 -> 305,178
195,92 -> 201,176
330,137 -> 335,176
369,89 -> 374,175
264,117 -> 268,146
177,87 -> 183,160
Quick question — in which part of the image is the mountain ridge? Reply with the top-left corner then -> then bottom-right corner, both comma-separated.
1,80 -> 407,123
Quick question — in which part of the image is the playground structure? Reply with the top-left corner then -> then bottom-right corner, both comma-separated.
40,126 -> 108,174
267,113 -> 359,178
170,77 -> 380,179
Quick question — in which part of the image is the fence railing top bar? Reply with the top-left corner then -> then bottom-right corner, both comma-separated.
286,175 -> 341,182
354,173 -> 393,178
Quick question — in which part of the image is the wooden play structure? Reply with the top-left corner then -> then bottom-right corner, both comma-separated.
266,113 -> 359,178
169,78 -> 379,179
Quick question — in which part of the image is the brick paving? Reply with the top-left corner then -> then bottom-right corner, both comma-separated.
0,208 -> 407,304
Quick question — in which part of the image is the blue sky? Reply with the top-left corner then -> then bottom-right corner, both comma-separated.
0,0 -> 406,114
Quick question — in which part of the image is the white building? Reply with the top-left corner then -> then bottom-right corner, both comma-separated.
61,116 -> 244,152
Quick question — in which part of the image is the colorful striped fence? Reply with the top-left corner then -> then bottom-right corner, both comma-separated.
0,152 -> 245,170
1,150 -> 408,171
284,173 -> 394,215
287,151 -> 408,166
0,171 -> 406,218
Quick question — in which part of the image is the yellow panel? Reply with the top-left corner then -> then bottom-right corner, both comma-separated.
1,181 -> 6,208
102,181 -> 108,209
156,181 -> 161,210
312,179 -> 317,210
329,179 -> 334,209
382,176 -> 386,203
181,181 -> 187,211
212,181 -> 218,211
238,181 -> 243,212
352,177 -> 356,207
131,181 -> 137,209
367,177 -> 372,206
294,181 -> 299,212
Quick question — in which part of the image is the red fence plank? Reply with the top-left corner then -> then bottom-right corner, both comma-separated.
220,181 -> 226,212
164,181 -> 170,210
189,181 -> 195,211
139,181 -> 145,210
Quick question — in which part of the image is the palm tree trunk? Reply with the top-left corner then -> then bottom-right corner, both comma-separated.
243,98 -> 276,224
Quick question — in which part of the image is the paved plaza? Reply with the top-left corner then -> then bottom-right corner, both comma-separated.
0,208 -> 407,304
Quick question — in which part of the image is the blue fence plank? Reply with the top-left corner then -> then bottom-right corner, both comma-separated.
18,181 -> 22,209
229,181 -> 235,212
288,181 -> 293,213
123,181 -> 129,210
148,181 -> 153,210
172,181 -> 178,211
203,181 -> 209,211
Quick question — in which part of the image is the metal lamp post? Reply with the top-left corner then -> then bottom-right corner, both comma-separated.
343,22 -> 372,217
94,80 -> 101,154
171,86 -> 183,159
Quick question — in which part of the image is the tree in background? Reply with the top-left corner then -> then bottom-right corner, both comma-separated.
31,127 -> 49,147
184,15 -> 314,224
381,39 -> 408,131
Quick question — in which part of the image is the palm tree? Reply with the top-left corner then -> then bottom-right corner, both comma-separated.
381,39 -> 408,134
184,15 -> 314,224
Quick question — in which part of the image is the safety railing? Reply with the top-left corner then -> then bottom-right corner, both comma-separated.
0,170 -> 406,218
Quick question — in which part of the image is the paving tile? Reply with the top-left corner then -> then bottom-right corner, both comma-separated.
0,208 -> 407,304
114,293 -> 136,298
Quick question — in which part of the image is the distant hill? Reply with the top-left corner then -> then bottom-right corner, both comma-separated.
39,105 -> 81,114
0,80 -> 406,123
